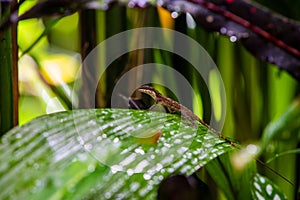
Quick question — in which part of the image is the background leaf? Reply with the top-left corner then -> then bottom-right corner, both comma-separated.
205,152 -> 256,200
262,97 -> 300,147
252,174 -> 287,200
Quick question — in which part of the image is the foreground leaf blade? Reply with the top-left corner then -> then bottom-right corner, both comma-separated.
0,108 -> 234,199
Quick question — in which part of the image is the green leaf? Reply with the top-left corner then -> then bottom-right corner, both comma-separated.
19,18 -> 60,57
262,97 -> 300,148
206,154 -> 287,200
252,174 -> 287,200
206,155 -> 236,200
0,108 -> 234,199
205,153 -> 257,200
266,149 -> 300,164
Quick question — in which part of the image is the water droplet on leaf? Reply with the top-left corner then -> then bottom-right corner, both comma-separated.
220,27 -> 227,34
88,164 -> 95,173
143,173 -> 151,180
105,192 -> 112,199
113,137 -> 119,143
266,184 -> 273,196
230,36 -> 237,42
171,12 -> 179,19
84,143 -> 93,150
127,169 -> 134,176
186,13 -> 196,29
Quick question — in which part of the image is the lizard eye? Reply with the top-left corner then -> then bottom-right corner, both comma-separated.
128,86 -> 157,110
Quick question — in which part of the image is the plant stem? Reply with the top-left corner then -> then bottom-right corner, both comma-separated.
0,1 -> 18,136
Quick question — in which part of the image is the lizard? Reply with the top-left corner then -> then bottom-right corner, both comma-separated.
137,84 -> 293,186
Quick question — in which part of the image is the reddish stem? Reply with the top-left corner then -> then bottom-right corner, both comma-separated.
190,0 -> 300,57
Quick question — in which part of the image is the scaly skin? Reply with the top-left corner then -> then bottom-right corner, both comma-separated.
137,85 -> 293,186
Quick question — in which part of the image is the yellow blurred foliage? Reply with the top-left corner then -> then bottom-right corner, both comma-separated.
157,7 -> 174,29
40,54 -> 79,86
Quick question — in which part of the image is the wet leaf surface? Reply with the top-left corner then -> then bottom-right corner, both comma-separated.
0,109 -> 288,199
0,108 -> 233,199
252,174 -> 287,200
